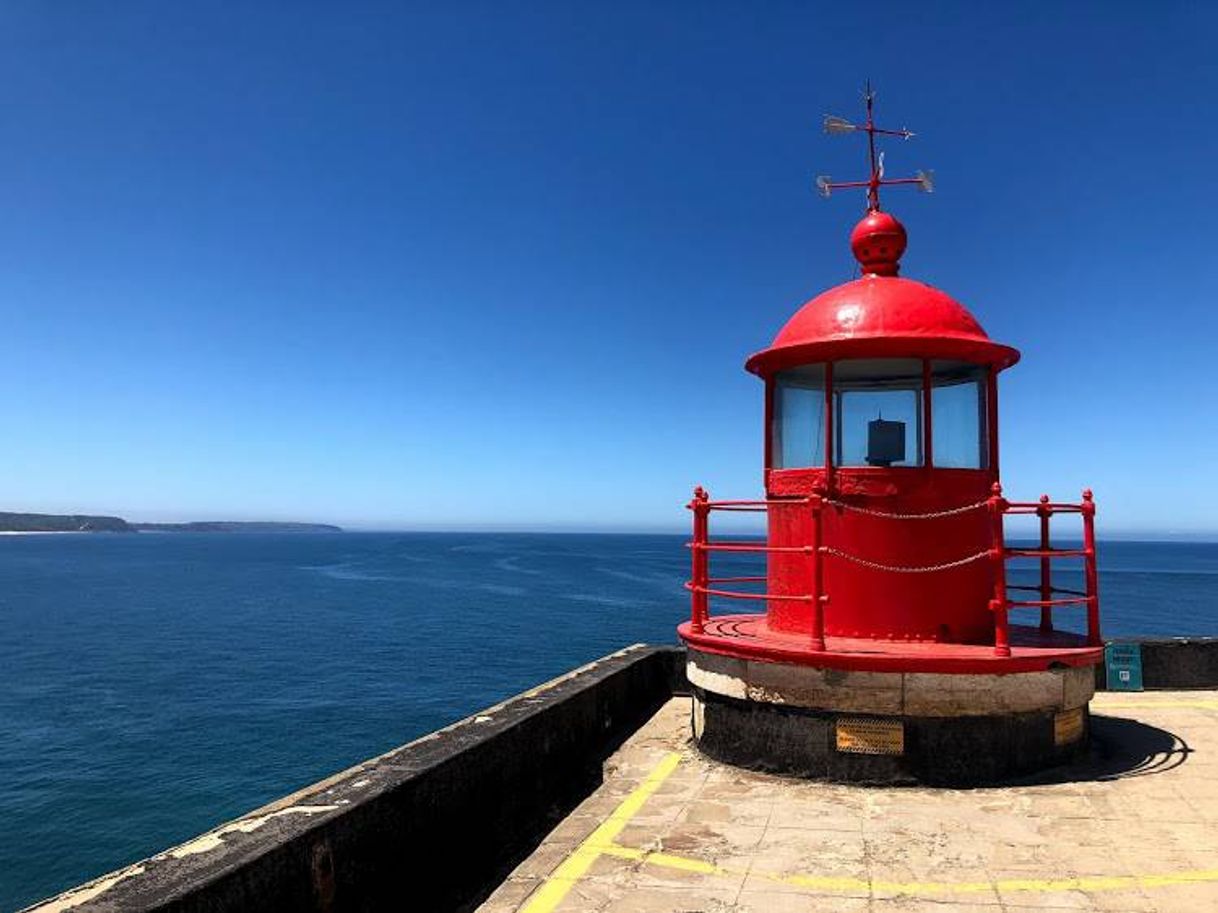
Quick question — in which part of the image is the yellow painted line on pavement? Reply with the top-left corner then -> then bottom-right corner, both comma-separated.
602,843 -> 1218,897
516,737 -> 1218,909
1096,699 -> 1218,709
518,751 -> 683,913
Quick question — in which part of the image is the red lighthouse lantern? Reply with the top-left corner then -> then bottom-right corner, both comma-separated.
679,89 -> 1104,784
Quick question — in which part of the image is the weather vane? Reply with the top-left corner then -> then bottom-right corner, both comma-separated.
816,82 -> 934,212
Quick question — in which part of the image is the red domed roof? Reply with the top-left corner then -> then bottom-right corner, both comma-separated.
745,212 -> 1020,378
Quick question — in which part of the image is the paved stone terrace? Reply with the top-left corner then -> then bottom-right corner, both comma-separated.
477,692 -> 1218,913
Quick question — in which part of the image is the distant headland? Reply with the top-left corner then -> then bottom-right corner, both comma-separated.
0,512 -> 341,533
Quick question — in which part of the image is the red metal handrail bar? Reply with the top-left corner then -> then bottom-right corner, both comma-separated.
699,497 -> 815,509
687,484 -> 1101,658
1003,547 -> 1089,558
1006,596 -> 1090,608
685,582 -> 816,602
690,542 -> 814,553
1003,503 -> 1086,514
1008,584 -> 1088,597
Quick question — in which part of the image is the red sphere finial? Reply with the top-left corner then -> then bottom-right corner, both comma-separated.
850,210 -> 907,277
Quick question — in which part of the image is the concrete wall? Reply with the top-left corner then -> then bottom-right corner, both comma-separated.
1096,637 -> 1218,690
26,644 -> 685,913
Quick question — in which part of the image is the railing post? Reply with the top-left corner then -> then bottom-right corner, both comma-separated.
810,495 -> 826,652
1038,494 -> 1053,634
690,486 -> 710,634
1081,488 -> 1101,646
988,482 -> 1011,657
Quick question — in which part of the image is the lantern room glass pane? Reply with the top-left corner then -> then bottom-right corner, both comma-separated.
833,358 -> 923,467
772,365 -> 825,469
931,361 -> 988,469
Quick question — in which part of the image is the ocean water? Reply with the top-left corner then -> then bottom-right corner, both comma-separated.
0,532 -> 1215,910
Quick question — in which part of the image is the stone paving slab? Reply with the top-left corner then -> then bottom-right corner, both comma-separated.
477,691 -> 1218,913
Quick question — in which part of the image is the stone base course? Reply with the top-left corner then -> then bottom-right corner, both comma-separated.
688,648 -> 1095,717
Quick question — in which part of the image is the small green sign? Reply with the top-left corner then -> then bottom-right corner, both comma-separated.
1105,642 -> 1143,691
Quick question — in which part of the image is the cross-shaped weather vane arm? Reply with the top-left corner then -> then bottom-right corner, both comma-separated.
818,177 -> 928,190
815,83 -> 934,211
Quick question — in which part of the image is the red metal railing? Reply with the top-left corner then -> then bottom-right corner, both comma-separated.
685,482 -> 1101,657
991,484 -> 1101,656
685,488 -> 829,650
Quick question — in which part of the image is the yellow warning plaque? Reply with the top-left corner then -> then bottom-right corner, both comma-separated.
1054,708 -> 1084,746
835,717 -> 904,755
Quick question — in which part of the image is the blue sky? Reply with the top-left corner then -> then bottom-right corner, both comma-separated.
0,2 -> 1213,534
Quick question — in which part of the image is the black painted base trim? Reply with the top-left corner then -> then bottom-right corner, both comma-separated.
692,687 -> 1089,787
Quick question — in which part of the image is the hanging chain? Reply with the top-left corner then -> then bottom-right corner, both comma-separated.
819,497 -> 990,520
818,546 -> 993,574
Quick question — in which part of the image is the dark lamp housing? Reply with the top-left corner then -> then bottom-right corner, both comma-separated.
866,418 -> 906,467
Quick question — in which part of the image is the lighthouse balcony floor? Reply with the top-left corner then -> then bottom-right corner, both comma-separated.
680,615 -> 1104,675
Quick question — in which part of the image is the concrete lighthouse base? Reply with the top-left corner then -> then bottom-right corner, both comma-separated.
687,648 -> 1096,786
